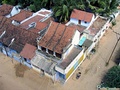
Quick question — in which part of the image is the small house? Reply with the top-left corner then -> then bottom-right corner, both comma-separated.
70,9 -> 95,28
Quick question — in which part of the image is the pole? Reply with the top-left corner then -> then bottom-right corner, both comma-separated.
106,37 -> 120,65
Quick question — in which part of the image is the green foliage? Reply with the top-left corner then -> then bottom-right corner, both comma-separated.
0,0 -> 119,23
29,0 -> 42,12
2,0 -> 16,5
112,21 -> 116,27
102,66 -> 120,88
29,4 -> 36,12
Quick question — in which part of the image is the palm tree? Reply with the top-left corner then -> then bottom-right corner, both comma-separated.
86,0 -> 119,16
30,0 -> 42,11
53,4 -> 69,23
53,0 -> 84,23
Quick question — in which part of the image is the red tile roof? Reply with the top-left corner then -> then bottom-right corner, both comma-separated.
30,22 -> 48,33
20,43 -> 36,60
25,21 -> 49,34
10,10 -> 33,22
20,15 -> 44,29
0,16 -> 39,53
0,4 -> 13,16
35,22 -> 48,30
70,9 -> 94,22
39,21 -> 76,54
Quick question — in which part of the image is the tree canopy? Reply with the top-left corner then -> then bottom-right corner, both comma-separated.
0,0 -> 119,23
101,66 -> 120,88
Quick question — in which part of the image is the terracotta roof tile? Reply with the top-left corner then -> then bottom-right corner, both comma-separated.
70,9 -> 93,22
10,10 -> 33,22
20,43 -> 36,60
0,4 -> 13,16
39,21 -> 76,54
20,15 -> 44,29
0,16 -> 39,53
35,22 -> 48,30
29,22 -> 49,34
54,26 -> 75,54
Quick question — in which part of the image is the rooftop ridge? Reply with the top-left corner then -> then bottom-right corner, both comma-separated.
53,26 -> 67,51
45,23 -> 60,47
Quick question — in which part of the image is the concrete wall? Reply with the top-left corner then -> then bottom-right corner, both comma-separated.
62,30 -> 80,59
62,44 -> 74,59
81,20 -> 90,27
6,6 -> 21,18
70,18 -> 78,24
72,30 -> 80,45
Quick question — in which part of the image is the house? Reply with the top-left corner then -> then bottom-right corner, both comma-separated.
20,43 -> 36,68
20,8 -> 52,34
84,16 -> 110,44
70,9 -> 95,28
10,10 -> 33,25
31,21 -> 81,81
55,45 -> 85,83
0,15 -> 39,64
38,21 -> 80,59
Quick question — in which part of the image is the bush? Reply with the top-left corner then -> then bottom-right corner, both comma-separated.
101,66 -> 120,88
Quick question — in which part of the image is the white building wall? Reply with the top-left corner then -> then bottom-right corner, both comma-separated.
55,66 -> 65,74
6,6 -> 21,18
86,15 -> 97,29
62,44 -> 74,59
81,21 -> 90,27
70,18 -> 78,25
12,20 -> 20,26
72,30 -> 80,45
38,46 -> 41,50
11,6 -> 21,16
93,19 -> 110,43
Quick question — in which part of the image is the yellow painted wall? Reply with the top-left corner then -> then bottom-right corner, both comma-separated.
66,54 -> 85,79
66,67 -> 74,79
78,54 -> 84,64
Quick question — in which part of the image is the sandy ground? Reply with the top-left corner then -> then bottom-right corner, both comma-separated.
0,15 -> 120,90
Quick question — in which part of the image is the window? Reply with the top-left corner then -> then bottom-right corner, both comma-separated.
84,21 -> 87,23
102,29 -> 105,32
41,47 -> 46,52
98,34 -> 101,38
29,22 -> 36,28
94,39 -> 97,42
48,49 -> 53,55
79,20 -> 81,24
56,53 -> 62,58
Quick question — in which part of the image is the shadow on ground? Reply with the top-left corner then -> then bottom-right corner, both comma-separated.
14,63 -> 29,77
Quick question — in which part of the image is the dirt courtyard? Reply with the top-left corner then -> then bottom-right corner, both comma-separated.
0,15 -> 120,90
